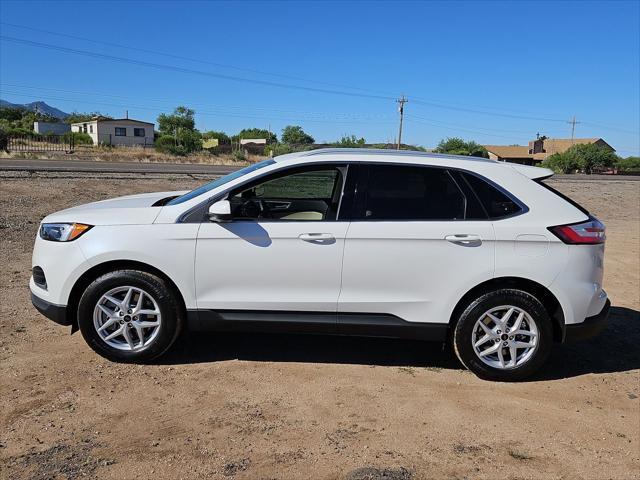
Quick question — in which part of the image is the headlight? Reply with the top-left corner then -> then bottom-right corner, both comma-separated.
40,223 -> 92,242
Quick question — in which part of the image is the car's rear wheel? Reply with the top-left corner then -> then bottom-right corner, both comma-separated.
453,289 -> 553,381
77,270 -> 183,362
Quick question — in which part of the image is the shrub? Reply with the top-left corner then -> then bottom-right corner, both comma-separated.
232,149 -> 246,162
541,151 -> 580,174
332,135 -> 366,148
155,132 -> 202,156
60,132 -> 93,145
263,143 -> 316,157
615,156 -> 640,172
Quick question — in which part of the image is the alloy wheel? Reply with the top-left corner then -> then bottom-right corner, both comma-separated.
92,286 -> 162,351
471,305 -> 539,370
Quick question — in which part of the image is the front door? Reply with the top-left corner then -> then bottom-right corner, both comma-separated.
195,164 -> 351,318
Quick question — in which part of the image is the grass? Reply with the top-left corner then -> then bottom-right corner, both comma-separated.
1,147 -> 261,166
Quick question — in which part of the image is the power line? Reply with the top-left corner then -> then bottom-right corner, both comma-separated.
405,114 -> 524,141
0,21 -> 394,97
0,33 -> 611,127
0,83 -> 392,121
0,35 -> 396,102
0,90 -> 396,126
0,20 -> 577,120
406,113 -> 554,136
1,31 -> 637,138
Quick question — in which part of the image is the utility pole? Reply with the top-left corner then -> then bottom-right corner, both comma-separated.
567,115 -> 580,143
396,95 -> 408,150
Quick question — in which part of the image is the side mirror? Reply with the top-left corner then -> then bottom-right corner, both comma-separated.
208,200 -> 232,222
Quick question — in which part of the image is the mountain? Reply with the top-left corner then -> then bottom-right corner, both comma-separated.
0,100 -> 69,120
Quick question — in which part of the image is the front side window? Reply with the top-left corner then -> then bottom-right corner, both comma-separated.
358,165 -> 465,220
115,127 -> 126,136
134,128 -> 145,137
228,166 -> 345,221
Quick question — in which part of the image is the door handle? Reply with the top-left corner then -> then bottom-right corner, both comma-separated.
445,234 -> 482,246
299,233 -> 335,243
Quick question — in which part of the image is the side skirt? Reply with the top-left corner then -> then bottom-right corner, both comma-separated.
187,310 -> 448,342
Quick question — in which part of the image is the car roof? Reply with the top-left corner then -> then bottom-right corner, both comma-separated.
272,148 -> 498,165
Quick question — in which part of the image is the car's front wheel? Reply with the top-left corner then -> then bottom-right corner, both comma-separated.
77,270 -> 183,362
453,288 -> 553,381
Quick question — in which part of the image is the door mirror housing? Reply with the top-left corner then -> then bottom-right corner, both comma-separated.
208,200 -> 232,222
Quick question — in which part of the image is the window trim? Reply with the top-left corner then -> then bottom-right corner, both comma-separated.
351,162 -> 528,222
178,161 -> 354,223
114,127 -> 127,137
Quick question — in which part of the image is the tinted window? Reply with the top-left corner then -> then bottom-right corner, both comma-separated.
360,165 -> 465,220
134,128 -> 145,137
115,127 -> 126,136
461,172 -> 522,219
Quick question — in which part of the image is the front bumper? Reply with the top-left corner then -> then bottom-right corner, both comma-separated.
564,298 -> 610,343
31,292 -> 71,326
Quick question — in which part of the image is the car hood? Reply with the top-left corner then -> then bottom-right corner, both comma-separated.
41,190 -> 189,225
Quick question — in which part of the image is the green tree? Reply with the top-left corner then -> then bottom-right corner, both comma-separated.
65,112 -> 112,124
0,107 -> 60,133
434,137 -> 488,158
157,106 -> 196,135
281,125 -> 314,144
615,156 -> 640,172
234,128 -> 277,144
155,106 -> 201,154
567,143 -> 618,174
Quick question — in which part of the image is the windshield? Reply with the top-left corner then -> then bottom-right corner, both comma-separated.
166,159 -> 276,205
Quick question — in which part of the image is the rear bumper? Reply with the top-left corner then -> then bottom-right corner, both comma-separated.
31,292 -> 70,326
564,298 -> 610,343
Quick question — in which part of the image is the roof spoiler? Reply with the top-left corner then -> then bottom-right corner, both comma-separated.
509,163 -> 554,180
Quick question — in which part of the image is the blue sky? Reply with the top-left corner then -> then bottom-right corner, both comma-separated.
1,0 -> 638,154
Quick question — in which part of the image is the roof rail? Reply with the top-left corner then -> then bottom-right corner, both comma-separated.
286,148 -> 496,163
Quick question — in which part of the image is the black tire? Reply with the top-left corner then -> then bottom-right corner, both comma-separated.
453,288 -> 553,381
77,270 -> 183,362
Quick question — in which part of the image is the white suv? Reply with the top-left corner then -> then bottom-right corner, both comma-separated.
30,149 -> 609,381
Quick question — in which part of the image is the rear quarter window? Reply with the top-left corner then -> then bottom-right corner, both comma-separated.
460,172 -> 523,219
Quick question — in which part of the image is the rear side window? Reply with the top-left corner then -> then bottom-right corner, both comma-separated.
359,165 -> 466,220
460,172 -> 522,219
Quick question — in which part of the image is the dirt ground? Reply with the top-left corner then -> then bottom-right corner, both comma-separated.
0,172 -> 638,480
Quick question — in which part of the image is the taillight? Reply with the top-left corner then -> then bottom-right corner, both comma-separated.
548,216 -> 606,245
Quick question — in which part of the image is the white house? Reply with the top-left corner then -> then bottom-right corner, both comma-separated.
71,118 -> 154,146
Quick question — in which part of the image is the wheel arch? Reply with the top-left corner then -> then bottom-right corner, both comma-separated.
449,276 -> 565,342
67,260 -> 187,332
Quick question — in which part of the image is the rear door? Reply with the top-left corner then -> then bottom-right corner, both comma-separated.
338,163 -> 496,327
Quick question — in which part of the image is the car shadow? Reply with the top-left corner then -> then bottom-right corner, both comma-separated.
162,331 -> 462,370
532,306 -> 640,381
160,306 -> 639,380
